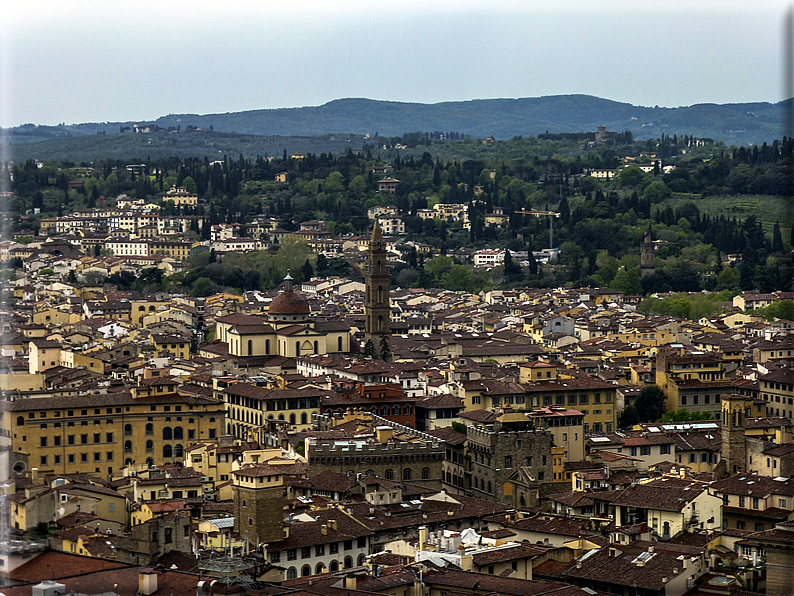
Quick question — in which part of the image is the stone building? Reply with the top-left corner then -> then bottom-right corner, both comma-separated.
466,416 -> 554,506
306,422 -> 444,490
721,393 -> 749,475
364,221 -> 390,345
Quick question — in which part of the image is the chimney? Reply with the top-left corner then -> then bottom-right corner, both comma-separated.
344,574 -> 357,590
459,549 -> 473,571
321,524 -> 328,535
636,560 -> 645,567
328,519 -> 337,531
648,545 -> 654,553
283,526 -> 289,539
418,526 -> 428,551
139,572 -> 158,596
375,426 -> 394,443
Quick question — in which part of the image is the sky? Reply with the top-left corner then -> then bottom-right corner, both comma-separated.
0,0 -> 791,128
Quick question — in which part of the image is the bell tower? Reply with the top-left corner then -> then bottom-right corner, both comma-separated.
365,220 -> 390,342
640,227 -> 655,277
721,394 -> 747,475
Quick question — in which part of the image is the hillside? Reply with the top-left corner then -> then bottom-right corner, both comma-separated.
2,95 -> 788,162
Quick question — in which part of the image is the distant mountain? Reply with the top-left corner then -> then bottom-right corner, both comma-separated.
2,95 -> 789,161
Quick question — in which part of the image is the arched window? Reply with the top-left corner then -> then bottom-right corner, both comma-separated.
300,412 -> 307,425
174,444 -> 184,458
385,469 -> 394,480
392,405 -> 400,415
403,468 -> 412,481
287,568 -> 297,580
289,413 -> 296,425
357,554 -> 366,566
295,341 -> 300,356
125,458 -> 133,466
124,423 -> 132,436
315,563 -> 324,575
146,457 -> 154,466
301,565 -> 311,577
487,481 -> 492,494
16,416 -> 24,426
381,406 -> 389,416
124,441 -> 133,452
278,414 -> 285,421
314,340 -> 319,354
265,339 -> 270,354
371,406 -> 378,415
146,440 -> 154,452
174,426 -> 183,440
248,340 -> 253,356
364,470 -> 375,476
329,561 -> 339,572
163,427 -> 172,440
378,315 -> 384,332
422,467 -> 430,480
404,405 -> 412,415
163,444 -> 173,458
145,423 -> 153,435
344,556 -> 353,569
338,336 -> 343,351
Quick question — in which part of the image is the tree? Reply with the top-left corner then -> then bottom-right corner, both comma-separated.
301,259 -> 314,282
379,336 -> 391,362
191,277 -> 218,297
610,266 -> 642,295
364,339 -> 377,358
634,385 -> 667,422
642,180 -> 672,203
618,406 -> 640,429
773,221 -> 785,253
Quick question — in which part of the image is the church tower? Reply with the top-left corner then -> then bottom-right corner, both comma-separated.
365,220 -> 390,342
721,394 -> 747,475
640,227 -> 655,277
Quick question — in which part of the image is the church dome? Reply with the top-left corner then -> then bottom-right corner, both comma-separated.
269,291 -> 310,315
268,273 -> 310,322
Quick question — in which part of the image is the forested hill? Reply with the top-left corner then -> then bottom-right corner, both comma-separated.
5,95 -> 790,150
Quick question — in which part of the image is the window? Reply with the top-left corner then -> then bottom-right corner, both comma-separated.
422,467 -> 430,480
106,432 -> 113,443
385,469 -> 394,480
93,433 -> 100,444
107,451 -> 114,461
40,436 -> 47,447
287,549 -> 297,561
504,456 -> 513,469
330,543 -> 339,554
660,444 -> 671,455
315,545 -> 325,556
81,434 -> 88,444
68,454 -> 75,463
94,452 -> 101,462
739,496 -> 746,508
270,551 -> 281,563
403,468 -> 412,481
640,446 -> 651,456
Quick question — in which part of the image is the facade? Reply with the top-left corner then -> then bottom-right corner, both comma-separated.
467,420 -> 554,506
11,390 -> 225,477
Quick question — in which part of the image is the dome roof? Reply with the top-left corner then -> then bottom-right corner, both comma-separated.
269,290 -> 310,315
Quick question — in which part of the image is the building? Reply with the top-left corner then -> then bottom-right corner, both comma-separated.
364,221 -> 390,344
467,415 -> 554,506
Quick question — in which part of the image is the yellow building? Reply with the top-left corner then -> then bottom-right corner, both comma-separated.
29,339 -> 61,373
11,388 -> 225,478
164,185 -> 198,206
151,334 -> 190,359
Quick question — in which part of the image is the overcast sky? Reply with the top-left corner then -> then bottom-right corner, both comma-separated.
0,0 -> 790,127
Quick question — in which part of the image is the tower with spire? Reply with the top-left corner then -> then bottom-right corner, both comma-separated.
365,220 -> 390,342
